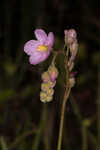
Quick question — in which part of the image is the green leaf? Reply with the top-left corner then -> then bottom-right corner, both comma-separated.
0,137 -> 8,150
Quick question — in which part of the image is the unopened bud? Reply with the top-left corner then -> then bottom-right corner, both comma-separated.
69,77 -> 75,88
64,29 -> 77,45
40,92 -> 47,103
41,83 -> 50,92
48,80 -> 56,88
48,65 -> 58,82
46,96 -> 53,102
40,91 -> 53,103
41,71 -> 50,82
47,88 -> 54,96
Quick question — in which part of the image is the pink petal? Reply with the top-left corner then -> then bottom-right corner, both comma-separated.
29,51 -> 50,65
24,40 -> 39,55
34,29 -> 47,44
47,32 -> 54,47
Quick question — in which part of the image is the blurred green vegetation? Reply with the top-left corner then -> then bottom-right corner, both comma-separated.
0,0 -> 100,150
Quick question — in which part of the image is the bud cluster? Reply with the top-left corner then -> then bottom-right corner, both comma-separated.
64,29 -> 78,87
40,65 -> 58,103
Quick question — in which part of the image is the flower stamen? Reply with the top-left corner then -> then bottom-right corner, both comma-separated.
38,45 -> 48,52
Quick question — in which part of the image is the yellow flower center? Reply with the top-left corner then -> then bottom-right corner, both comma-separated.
38,45 -> 48,52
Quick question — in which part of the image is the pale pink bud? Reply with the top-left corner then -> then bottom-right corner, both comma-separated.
64,29 -> 77,45
48,65 -> 58,82
70,40 -> 78,61
69,78 -> 75,88
41,71 -> 50,83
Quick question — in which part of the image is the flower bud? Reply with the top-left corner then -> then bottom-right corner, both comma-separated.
40,92 -> 53,102
46,95 -> 53,102
41,71 -> 50,83
69,77 -> 75,88
64,29 -> 77,45
48,65 -> 58,82
41,83 -> 50,92
48,80 -> 56,88
40,64 -> 58,103
47,88 -> 54,96
40,92 -> 47,103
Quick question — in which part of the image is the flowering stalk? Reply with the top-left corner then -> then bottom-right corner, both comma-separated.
57,29 -> 78,150
24,28 -> 78,150
57,49 -> 71,150
57,86 -> 71,150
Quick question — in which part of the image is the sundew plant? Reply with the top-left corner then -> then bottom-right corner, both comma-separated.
1,28 -> 99,150
24,28 -> 78,150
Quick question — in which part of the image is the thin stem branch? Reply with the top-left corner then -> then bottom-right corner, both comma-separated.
97,66 -> 100,150
57,45 -> 71,150
57,86 -> 71,150
82,124 -> 88,150
51,49 -> 64,65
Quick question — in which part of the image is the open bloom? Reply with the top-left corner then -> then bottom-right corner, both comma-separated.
24,29 -> 54,65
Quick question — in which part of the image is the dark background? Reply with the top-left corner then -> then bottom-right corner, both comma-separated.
0,0 -> 100,150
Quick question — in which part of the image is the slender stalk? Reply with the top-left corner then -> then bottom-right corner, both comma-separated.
57,45 -> 71,150
57,86 -> 71,150
82,124 -> 88,150
51,49 -> 65,65
97,66 -> 100,150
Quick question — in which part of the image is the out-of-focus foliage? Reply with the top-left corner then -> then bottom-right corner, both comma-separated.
0,0 -> 100,150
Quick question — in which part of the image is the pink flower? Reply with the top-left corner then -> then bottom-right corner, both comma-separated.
24,29 -> 54,65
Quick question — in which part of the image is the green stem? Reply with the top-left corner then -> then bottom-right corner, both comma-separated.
97,66 -> 100,150
57,45 -> 71,150
57,87 -> 71,150
51,49 -> 65,65
82,124 -> 88,150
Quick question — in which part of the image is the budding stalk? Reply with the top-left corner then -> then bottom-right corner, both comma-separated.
40,64 -> 58,103
64,28 -> 78,88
